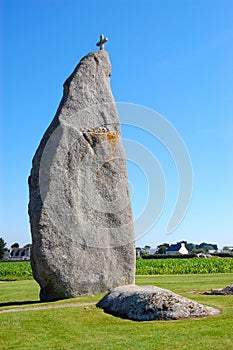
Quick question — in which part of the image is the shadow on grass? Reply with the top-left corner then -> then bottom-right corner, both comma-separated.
0,300 -> 42,307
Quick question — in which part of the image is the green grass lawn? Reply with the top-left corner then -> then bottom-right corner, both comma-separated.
1,274 -> 233,350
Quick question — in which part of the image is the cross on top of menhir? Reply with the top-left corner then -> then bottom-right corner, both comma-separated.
96,34 -> 108,50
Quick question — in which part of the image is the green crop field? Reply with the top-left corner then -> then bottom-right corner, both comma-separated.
0,261 -> 33,281
0,274 -> 233,350
136,257 -> 233,275
1,258 -> 233,281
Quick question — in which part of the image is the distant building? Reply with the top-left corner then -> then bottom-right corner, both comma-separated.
208,250 -> 217,254
9,247 -> 30,260
136,247 -> 141,257
222,246 -> 233,253
143,246 -> 151,254
3,249 -> 10,260
136,246 -> 155,257
166,242 -> 188,255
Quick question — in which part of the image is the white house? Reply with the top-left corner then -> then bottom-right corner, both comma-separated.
9,247 -> 30,260
166,242 -> 188,255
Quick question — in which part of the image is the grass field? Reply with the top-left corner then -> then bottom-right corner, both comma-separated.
1,257 -> 233,281
1,274 -> 233,350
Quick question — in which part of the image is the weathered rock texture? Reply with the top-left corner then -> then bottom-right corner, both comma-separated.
28,50 -> 135,301
96,285 -> 220,321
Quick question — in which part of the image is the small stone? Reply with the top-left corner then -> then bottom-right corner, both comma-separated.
203,285 -> 233,295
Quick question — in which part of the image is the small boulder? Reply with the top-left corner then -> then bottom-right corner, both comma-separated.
203,285 -> 233,295
96,284 -> 220,321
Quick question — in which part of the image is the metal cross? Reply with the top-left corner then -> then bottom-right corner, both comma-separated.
96,34 -> 108,50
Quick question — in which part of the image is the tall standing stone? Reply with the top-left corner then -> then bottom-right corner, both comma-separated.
28,50 -> 135,301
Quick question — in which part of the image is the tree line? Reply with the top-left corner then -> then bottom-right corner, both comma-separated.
139,241 -> 219,255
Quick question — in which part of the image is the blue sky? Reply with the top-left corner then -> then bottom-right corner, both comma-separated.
1,0 -> 232,249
